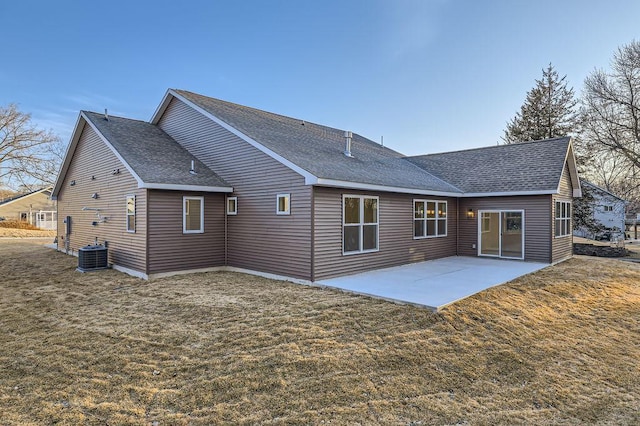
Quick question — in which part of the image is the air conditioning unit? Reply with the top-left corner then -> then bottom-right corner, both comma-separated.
77,244 -> 108,272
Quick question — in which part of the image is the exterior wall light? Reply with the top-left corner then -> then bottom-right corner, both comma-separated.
467,208 -> 475,219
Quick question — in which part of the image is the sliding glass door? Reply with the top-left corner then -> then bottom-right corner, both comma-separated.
479,210 -> 524,259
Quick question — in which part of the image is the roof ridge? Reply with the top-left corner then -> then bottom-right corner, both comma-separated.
408,136 -> 571,159
82,110 -> 148,123
174,89 -> 405,155
174,90 -> 334,130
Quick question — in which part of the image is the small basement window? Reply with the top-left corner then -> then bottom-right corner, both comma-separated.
126,195 -> 135,232
277,193 -> 290,215
184,196 -> 204,234
227,196 -> 238,215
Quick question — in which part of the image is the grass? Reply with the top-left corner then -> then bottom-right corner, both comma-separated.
1,240 -> 639,425
0,221 -> 56,238
0,219 -> 41,230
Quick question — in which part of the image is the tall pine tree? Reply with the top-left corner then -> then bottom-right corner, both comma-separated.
503,64 -> 579,143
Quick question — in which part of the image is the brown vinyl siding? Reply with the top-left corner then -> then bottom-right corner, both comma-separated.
56,124 -> 147,272
552,163 -> 574,262
313,187 -> 458,280
458,196 -> 552,263
147,190 -> 225,274
157,97 -> 312,280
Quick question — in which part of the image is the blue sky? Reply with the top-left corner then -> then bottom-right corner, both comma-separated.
2,0 -> 639,155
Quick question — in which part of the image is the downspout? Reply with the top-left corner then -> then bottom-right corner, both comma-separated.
145,189 -> 150,276
224,198 -> 228,266
310,187 -> 315,282
456,197 -> 460,256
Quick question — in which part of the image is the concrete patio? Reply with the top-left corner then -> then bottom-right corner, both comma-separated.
317,256 -> 549,310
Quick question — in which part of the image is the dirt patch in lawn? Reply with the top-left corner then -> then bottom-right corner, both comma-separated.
1,241 -> 639,425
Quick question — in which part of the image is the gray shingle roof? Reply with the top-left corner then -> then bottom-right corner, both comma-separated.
406,138 -> 572,194
174,90 -> 461,194
83,111 -> 230,190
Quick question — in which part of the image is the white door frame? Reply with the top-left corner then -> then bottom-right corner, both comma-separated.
477,209 -> 525,260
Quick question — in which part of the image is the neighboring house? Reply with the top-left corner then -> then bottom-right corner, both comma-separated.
0,187 -> 57,229
575,180 -> 626,239
52,89 -> 581,280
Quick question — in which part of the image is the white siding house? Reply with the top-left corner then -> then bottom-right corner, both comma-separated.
575,181 -> 626,239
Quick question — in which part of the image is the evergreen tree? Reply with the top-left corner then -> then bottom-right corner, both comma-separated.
572,181 -> 603,235
503,64 -> 579,143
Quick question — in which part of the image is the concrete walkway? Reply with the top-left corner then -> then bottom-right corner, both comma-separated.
317,256 -> 548,310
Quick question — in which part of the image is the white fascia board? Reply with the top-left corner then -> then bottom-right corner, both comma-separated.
313,178 -> 558,198
80,112 -> 146,188
52,113 -> 86,199
314,178 -> 462,197
149,89 -> 173,124
165,90 -> 318,184
141,183 -> 233,193
560,139 -> 582,197
460,190 -> 557,197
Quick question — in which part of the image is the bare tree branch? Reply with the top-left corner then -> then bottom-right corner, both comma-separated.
0,103 -> 62,190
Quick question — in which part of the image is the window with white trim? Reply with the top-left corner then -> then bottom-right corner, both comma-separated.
343,195 -> 378,254
555,200 -> 571,237
414,200 -> 447,238
126,195 -> 135,232
183,196 -> 204,234
227,196 -> 237,215
277,193 -> 290,215
603,205 -> 613,212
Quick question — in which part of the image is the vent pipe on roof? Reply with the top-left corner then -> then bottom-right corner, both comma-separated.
104,109 -> 109,121
189,160 -> 197,175
344,130 -> 353,158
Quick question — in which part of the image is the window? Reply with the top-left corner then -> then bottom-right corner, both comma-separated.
277,193 -> 290,215
603,205 -> 613,212
183,196 -> 204,234
227,196 -> 237,215
126,195 -> 135,232
343,195 -> 378,254
414,200 -> 447,238
481,213 -> 491,233
555,200 -> 571,237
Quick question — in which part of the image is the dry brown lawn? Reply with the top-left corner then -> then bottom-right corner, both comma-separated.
1,240 -> 639,425
0,227 -> 56,238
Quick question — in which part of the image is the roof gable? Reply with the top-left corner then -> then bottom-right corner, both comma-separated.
52,112 -> 232,198
407,137 -> 581,196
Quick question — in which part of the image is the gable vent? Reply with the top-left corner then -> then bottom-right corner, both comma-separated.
344,130 -> 353,157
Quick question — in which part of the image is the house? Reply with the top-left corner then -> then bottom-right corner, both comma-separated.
52,89 -> 581,280
0,187 -> 57,229
574,180 -> 626,240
